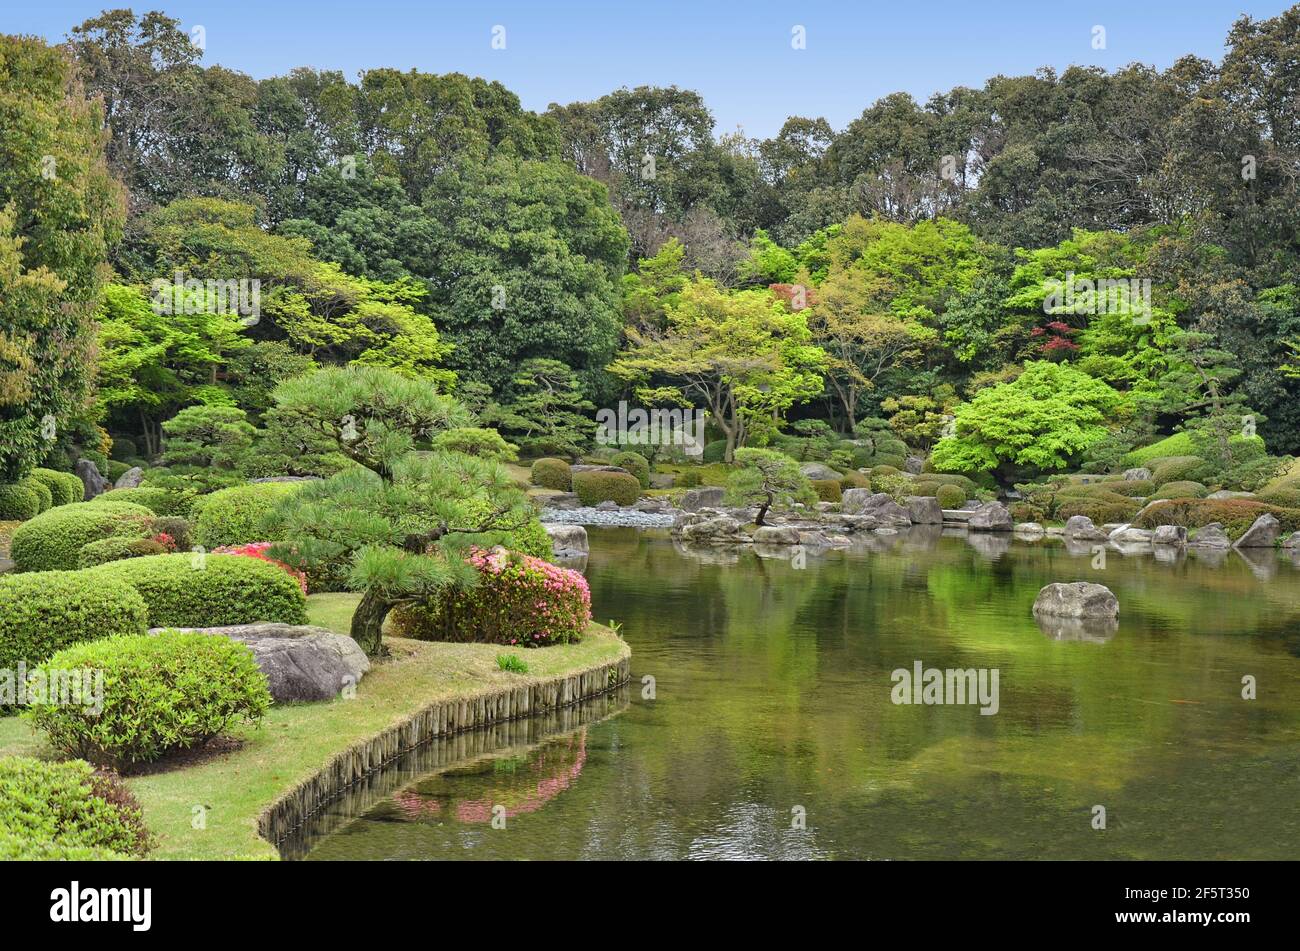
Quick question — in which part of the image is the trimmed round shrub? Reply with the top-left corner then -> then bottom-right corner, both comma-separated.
21,478 -> 53,513
86,553 -> 309,628
109,436 -> 138,461
839,471 -> 871,489
676,468 -> 703,488
191,482 -> 300,549
936,484 -> 966,509
1106,479 -> 1155,498
1258,486 -> 1300,507
91,486 -> 189,516
572,470 -> 641,507
390,548 -> 590,647
1056,498 -> 1141,525
610,451 -> 650,489
26,633 -> 272,769
1150,480 -> 1209,501
1134,499 -> 1300,539
530,457 -> 572,491
430,426 -> 518,461
811,479 -> 842,502
0,571 -> 148,671
0,757 -> 149,858
1150,455 -> 1209,486
702,440 -> 729,463
146,515 -> 192,551
77,536 -> 168,569
9,501 -> 153,572
0,483 -> 40,521
29,468 -> 83,507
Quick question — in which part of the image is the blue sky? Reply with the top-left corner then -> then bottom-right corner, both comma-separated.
5,1 -> 1292,138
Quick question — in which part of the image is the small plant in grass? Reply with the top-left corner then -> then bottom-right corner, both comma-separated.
497,654 -> 529,674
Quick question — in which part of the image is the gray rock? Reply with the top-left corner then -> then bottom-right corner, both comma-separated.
1032,582 -> 1120,619
1064,515 -> 1108,541
680,514 -> 749,544
543,523 -> 588,556
905,496 -> 943,525
753,525 -> 801,546
631,498 -> 671,513
1108,524 -> 1153,544
904,455 -> 926,474
113,466 -> 145,490
1188,522 -> 1231,549
1206,490 -> 1256,500
1014,522 -> 1045,536
799,462 -> 841,482
543,492 -> 581,510
594,500 -> 619,511
1233,513 -> 1281,549
151,623 -> 369,703
648,473 -> 675,489
680,486 -> 726,511
1283,532 -> 1300,551
1123,467 -> 1152,481
74,458 -> 107,501
841,489 -> 911,522
967,501 -> 1013,532
1151,525 -> 1188,546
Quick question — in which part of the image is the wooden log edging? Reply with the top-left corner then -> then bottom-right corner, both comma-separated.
257,651 -> 631,850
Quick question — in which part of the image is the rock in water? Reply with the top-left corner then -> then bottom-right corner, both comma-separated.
841,489 -> 911,522
753,525 -> 801,546
1188,522 -> 1231,549
967,501 -> 1012,532
1151,525 -> 1187,546
74,458 -> 107,500
1233,513 -> 1281,549
543,523 -> 588,556
1283,532 -> 1300,551
152,623 -> 370,703
905,496 -> 943,525
1063,515 -> 1107,541
1032,582 -> 1120,619
114,466 -> 145,489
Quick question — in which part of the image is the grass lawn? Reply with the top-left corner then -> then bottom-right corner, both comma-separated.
0,591 -> 629,860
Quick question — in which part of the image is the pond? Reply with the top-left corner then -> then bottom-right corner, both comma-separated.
296,526 -> 1300,860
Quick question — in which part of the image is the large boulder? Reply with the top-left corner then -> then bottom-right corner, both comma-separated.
841,489 -> 911,522
113,466 -> 145,490
1064,515 -> 1108,541
1123,467 -> 1152,481
1151,525 -> 1188,546
152,623 -> 370,703
753,525 -> 801,546
1014,522 -> 1046,537
74,458 -> 107,501
1283,532 -> 1300,551
905,496 -> 943,525
1032,582 -> 1120,619
967,501 -> 1012,532
543,523 -> 589,556
1233,513 -> 1281,549
1188,522 -> 1231,549
680,486 -> 726,511
799,462 -> 841,482
903,455 -> 926,474
1206,490 -> 1255,500
679,514 -> 750,544
1108,524 -> 1153,544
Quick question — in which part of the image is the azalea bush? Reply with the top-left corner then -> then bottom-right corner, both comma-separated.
390,547 -> 591,647
213,542 -> 309,594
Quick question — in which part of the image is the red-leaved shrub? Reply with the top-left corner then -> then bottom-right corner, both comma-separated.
212,541 -> 308,594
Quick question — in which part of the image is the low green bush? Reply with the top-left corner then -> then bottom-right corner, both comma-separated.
1133,499 -> 1300,538
91,485 -> 190,516
0,483 -> 40,521
936,484 -> 966,509
0,757 -> 149,858
0,570 -> 148,674
1056,498 -> 1141,525
104,460 -> 131,483
191,482 -> 300,549
1150,480 -> 1209,501
29,468 -> 84,507
22,478 -> 53,513
676,468 -> 703,488
86,553 -> 308,628
702,440 -> 729,464
1258,486 -> 1300,507
9,501 -> 153,572
1148,455 -> 1210,486
530,457 -> 572,491
811,479 -> 842,502
572,470 -> 641,506
1106,479 -> 1155,498
1126,433 -> 1263,467
430,427 -> 519,462
610,451 -> 650,489
839,471 -> 871,490
109,436 -> 138,461
77,536 -> 169,569
27,633 -> 272,769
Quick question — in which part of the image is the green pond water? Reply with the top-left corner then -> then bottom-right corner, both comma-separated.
296,526 -> 1300,860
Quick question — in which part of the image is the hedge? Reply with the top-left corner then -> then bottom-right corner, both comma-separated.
0,571 -> 148,673
530,457 -> 572,491
86,553 -> 309,628
27,633 -> 271,770
811,479 -> 842,502
1149,480 -> 1208,501
9,501 -> 154,572
24,478 -> 54,513
1149,455 -> 1210,486
191,482 -> 299,549
1106,479 -> 1155,498
390,548 -> 590,647
610,451 -> 650,489
1133,499 -> 1300,539
29,468 -> 84,507
91,486 -> 190,517
1126,433 -> 1264,467
839,471 -> 871,490
77,536 -> 169,569
0,484 -> 40,521
0,757 -> 149,858
572,470 -> 641,507
936,484 -> 966,509
1258,486 -> 1300,507
1056,498 -> 1141,526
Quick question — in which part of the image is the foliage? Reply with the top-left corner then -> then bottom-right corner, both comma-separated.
27,633 -> 271,769
28,468 -> 84,507
1149,481 -> 1209,501
725,448 -> 816,525
530,458 -> 573,491
1134,499 -> 1300,538
496,654 -> 529,674
211,542 -> 308,594
191,481 -> 301,549
936,484 -> 966,509
91,485 -> 191,517
0,757 -> 149,858
480,359 -> 596,459
0,484 -> 40,521
76,535 -> 168,568
610,451 -> 650,488
430,427 -> 518,463
9,501 -> 153,572
86,553 -> 308,628
389,547 -> 591,647
0,570 -> 148,671
572,471 -> 641,507
810,479 -> 842,502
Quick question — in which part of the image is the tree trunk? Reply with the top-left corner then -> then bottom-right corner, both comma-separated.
349,588 -> 393,656
755,492 -> 772,526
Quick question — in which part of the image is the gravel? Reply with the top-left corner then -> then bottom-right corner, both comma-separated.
541,506 -> 676,528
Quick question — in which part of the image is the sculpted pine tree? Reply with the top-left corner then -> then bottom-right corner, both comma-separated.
267,366 -> 537,655
724,448 -> 816,526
